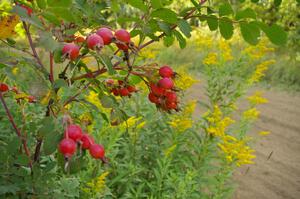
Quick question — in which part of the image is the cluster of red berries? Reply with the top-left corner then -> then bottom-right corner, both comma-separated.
106,79 -> 137,97
148,66 -> 179,111
0,83 -> 36,103
59,124 -> 106,161
62,28 -> 132,60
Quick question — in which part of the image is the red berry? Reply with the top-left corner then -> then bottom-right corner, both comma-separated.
105,79 -> 115,86
18,4 -> 32,16
116,43 -> 129,51
166,101 -> 177,110
165,91 -> 177,102
96,28 -> 113,45
127,85 -> 136,93
148,93 -> 159,104
80,134 -> 94,150
75,36 -> 85,43
0,83 -> 9,92
115,29 -> 131,43
159,66 -> 174,78
27,95 -> 36,103
65,124 -> 83,141
111,88 -> 119,96
89,144 -> 105,159
62,43 -> 80,60
87,34 -> 104,50
158,78 -> 174,89
59,138 -> 77,158
118,80 -> 124,85
150,83 -> 165,96
119,88 -> 130,96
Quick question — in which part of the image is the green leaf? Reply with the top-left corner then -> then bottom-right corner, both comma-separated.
38,117 -> 56,137
151,8 -> 178,24
219,18 -> 234,40
235,8 -> 256,20
13,6 -> 44,29
207,15 -> 218,31
42,11 -> 61,25
15,154 -> 30,166
251,0 -> 259,3
163,35 -> 175,47
128,0 -> 147,12
158,21 -> 172,35
60,178 -> 80,197
219,3 -> 234,16
98,55 -> 115,75
128,75 -> 143,84
178,19 -> 192,38
47,7 -> 75,22
240,21 -> 260,45
0,63 -> 8,69
43,131 -> 61,155
38,32 -> 59,52
274,0 -> 282,7
258,23 -> 287,45
37,0 -> 47,9
151,0 -> 163,9
99,95 -> 118,108
54,79 -> 68,89
173,30 -> 186,49
47,0 -> 72,7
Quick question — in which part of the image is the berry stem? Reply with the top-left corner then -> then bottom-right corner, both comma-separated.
0,91 -> 32,171
49,52 -> 54,83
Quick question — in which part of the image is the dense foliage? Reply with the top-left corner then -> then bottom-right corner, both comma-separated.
0,0 -> 289,198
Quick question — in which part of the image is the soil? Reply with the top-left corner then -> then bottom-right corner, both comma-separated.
187,83 -> 300,199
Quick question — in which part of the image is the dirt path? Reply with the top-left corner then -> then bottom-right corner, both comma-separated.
187,83 -> 300,199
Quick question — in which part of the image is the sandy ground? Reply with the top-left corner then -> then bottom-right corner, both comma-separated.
187,83 -> 300,199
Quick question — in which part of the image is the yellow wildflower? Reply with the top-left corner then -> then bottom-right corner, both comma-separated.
168,118 -> 193,132
0,15 -> 19,39
243,108 -> 260,120
259,131 -> 270,136
164,144 -> 177,157
243,39 -> 274,60
120,116 -> 144,129
203,52 -> 218,65
83,171 -> 109,196
206,105 -> 235,137
219,40 -> 234,61
85,91 -> 110,114
247,91 -> 268,105
218,135 -> 256,166
248,60 -> 275,84
174,70 -> 199,90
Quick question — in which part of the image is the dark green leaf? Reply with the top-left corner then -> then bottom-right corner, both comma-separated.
178,19 -> 192,38
47,7 -> 75,22
207,15 -> 218,31
38,32 -> 59,52
0,63 -> 8,69
173,30 -> 186,49
258,23 -> 287,45
99,95 -> 118,108
274,0 -> 282,6
42,11 -> 61,25
219,18 -> 234,40
240,21 -> 260,45
235,8 -> 256,20
54,79 -> 68,89
219,3 -> 234,16
128,0 -> 147,12
43,131 -> 61,155
98,55 -> 115,75
151,8 -> 178,24
163,35 -> 175,47
158,21 -> 172,35
251,0 -> 259,3
15,154 -> 30,166
38,117 -> 56,137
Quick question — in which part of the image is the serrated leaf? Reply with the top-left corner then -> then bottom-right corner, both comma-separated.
38,32 -> 59,51
173,30 -> 186,49
178,19 -> 192,38
98,55 -> 115,75
207,15 -> 218,31
163,35 -> 175,47
274,0 -> 282,7
128,0 -> 147,12
151,8 -> 178,24
240,21 -> 260,45
43,131 -> 61,155
158,21 -> 171,35
235,8 -> 256,20
219,3 -> 234,16
219,18 -> 234,40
